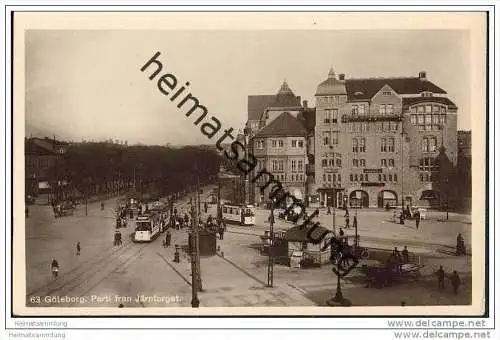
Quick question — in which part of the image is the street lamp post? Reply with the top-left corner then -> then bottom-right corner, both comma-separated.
326,251 -> 351,307
267,202 -> 275,288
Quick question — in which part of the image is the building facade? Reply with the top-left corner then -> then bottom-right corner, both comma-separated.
25,137 -> 68,198
313,69 -> 457,208
456,130 -> 472,211
247,81 -> 311,206
246,70 -> 458,209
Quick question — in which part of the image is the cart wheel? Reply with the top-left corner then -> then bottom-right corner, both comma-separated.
361,250 -> 369,259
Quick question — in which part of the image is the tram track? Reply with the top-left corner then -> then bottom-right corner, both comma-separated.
27,238 -> 135,297
25,190 -> 205,306
27,240 -> 144,301
26,242 -> 149,306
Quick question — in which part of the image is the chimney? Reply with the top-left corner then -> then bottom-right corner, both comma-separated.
339,74 -> 345,81
303,100 -> 308,108
419,71 -> 427,80
297,96 -> 301,103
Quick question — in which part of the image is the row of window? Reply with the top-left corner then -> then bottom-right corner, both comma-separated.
352,138 -> 366,152
379,104 -> 395,115
324,109 -> 339,123
380,159 -> 396,167
255,139 -> 304,149
420,173 -> 439,182
411,105 -> 447,114
349,173 -> 398,183
352,159 -> 366,168
321,158 -> 343,168
419,157 -> 440,171
255,172 -> 304,183
318,95 -> 344,104
411,114 -> 447,131
323,173 -> 342,182
322,131 -> 339,145
350,121 -> 400,132
290,160 -> 304,172
257,159 -> 305,172
422,137 -> 439,152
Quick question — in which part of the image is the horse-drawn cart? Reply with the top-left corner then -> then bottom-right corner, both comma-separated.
54,202 -> 75,218
360,262 -> 424,288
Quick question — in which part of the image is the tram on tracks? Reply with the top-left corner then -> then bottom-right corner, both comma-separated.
133,209 -> 167,243
221,203 -> 255,226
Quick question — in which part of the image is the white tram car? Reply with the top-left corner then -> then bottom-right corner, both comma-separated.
133,211 -> 166,242
222,203 -> 255,226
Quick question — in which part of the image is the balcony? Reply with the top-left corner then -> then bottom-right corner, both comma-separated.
341,114 -> 404,123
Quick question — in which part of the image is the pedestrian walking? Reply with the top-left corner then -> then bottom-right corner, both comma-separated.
402,245 -> 409,263
436,265 -> 445,290
204,202 -> 208,213
338,227 -> 344,237
415,210 -> 421,230
51,258 -> 59,279
327,206 -> 331,215
114,229 -> 121,246
345,214 -> 350,229
393,247 -> 402,272
76,241 -> 81,256
456,233 -> 466,256
353,215 -> 358,231
101,202 -> 105,211
450,271 -> 461,295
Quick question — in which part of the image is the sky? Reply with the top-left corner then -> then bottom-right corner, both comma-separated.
25,29 -> 471,145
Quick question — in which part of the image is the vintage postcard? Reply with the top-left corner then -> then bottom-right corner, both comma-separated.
12,11 -> 487,316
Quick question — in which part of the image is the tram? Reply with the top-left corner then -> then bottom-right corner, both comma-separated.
133,210 -> 166,242
221,203 -> 255,226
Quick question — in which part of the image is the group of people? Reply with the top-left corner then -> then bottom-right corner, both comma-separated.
436,265 -> 462,295
386,246 -> 411,273
392,205 -> 421,229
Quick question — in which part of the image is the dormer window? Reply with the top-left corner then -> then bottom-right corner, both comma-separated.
354,91 -> 364,96
421,91 -> 433,97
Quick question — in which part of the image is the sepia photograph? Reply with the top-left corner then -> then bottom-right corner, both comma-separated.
10,10 -> 488,320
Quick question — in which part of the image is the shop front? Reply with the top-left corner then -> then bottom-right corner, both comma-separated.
378,190 -> 398,208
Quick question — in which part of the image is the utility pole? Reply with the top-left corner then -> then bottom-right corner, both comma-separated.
267,202 -> 275,287
401,123 -> 405,210
355,199 -> 359,247
332,188 -> 336,235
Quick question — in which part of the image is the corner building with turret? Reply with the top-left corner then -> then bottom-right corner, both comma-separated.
313,69 -> 457,209
246,69 -> 458,209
